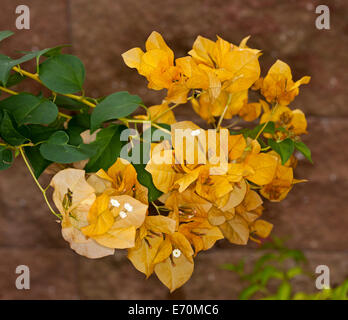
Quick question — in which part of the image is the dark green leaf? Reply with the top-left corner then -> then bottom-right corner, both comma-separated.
18,124 -> 58,144
132,142 -> 163,202
67,113 -> 91,145
90,91 -> 142,132
0,111 -> 26,145
247,121 -> 275,139
1,72 -> 25,87
295,141 -> 313,163
0,31 -> 14,43
53,95 -> 87,111
39,54 -> 85,94
0,146 -> 13,170
40,131 -> 95,163
0,93 -> 58,125
19,45 -> 70,62
268,138 -> 294,164
24,145 -> 52,178
85,124 -> 127,172
0,52 -> 39,85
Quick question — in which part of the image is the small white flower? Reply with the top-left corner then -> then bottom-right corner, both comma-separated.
124,202 -> 133,212
110,199 -> 120,207
172,249 -> 181,258
119,211 -> 127,219
190,129 -> 201,137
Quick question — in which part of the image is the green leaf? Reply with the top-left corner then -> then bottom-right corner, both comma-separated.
0,111 -> 26,145
247,121 -> 275,139
276,281 -> 292,300
2,72 -> 25,87
268,138 -> 294,164
0,93 -> 58,125
40,131 -> 95,163
22,45 -> 70,59
19,45 -> 71,64
24,146 -> 52,178
90,91 -> 142,132
239,284 -> 262,300
66,112 -> 91,145
136,164 -> 163,202
142,123 -> 171,143
221,260 -> 245,274
279,249 -> 306,263
39,54 -> 85,94
131,142 -> 163,202
253,253 -> 278,272
0,31 -> 14,43
0,146 -> 13,170
294,141 -> 313,163
19,124 -> 59,144
0,52 -> 39,85
84,124 -> 127,172
53,95 -> 87,111
249,265 -> 283,286
286,266 -> 303,279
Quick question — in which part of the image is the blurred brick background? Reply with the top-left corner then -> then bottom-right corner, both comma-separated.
0,0 -> 347,299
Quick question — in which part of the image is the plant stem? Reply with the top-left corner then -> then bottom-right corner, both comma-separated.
151,102 -> 180,122
255,103 -> 279,140
152,123 -> 171,135
0,86 -> 18,95
58,112 -> 72,120
19,147 -> 61,219
0,84 -> 72,120
217,93 -> 232,131
225,118 -> 240,129
151,201 -> 161,215
11,67 -> 171,134
12,66 -> 96,108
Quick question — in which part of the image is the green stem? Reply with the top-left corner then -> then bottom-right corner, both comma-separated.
0,84 -> 72,120
151,202 -> 161,215
152,123 -> 171,135
255,103 -> 279,140
225,118 -> 240,129
19,147 -> 61,219
217,93 -> 232,131
151,102 -> 180,122
12,66 -> 96,109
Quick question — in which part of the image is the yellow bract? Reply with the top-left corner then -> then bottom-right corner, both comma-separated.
260,152 -> 306,202
259,59 -> 310,106
147,102 -> 176,124
50,169 -> 114,259
90,158 -> 148,204
50,159 -> 149,257
260,104 -> 308,137
82,194 -> 147,249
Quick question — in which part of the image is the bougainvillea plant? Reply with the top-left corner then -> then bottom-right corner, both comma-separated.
0,30 -> 312,291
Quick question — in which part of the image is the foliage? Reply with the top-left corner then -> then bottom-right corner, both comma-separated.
221,238 -> 348,300
0,31 -> 312,292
